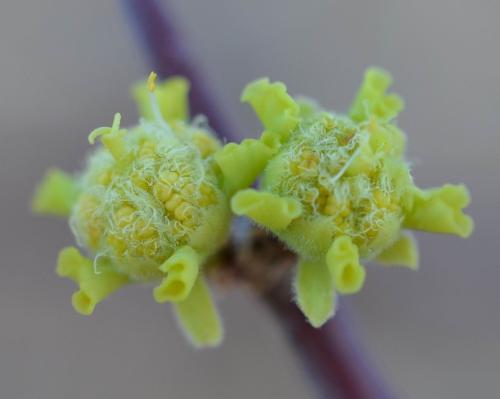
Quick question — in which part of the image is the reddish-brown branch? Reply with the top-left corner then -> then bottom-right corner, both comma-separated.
121,1 -> 398,398
264,285 -> 397,399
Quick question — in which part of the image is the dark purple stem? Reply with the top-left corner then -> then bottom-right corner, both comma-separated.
121,1 -> 397,398
265,289 -> 397,399
122,0 -> 234,140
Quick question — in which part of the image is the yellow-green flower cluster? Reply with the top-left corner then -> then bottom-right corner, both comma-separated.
33,73 -> 230,347
219,68 -> 473,327
33,68 -> 474,345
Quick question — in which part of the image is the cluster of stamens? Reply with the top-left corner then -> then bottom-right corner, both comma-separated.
269,115 -> 407,256
73,134 -> 221,269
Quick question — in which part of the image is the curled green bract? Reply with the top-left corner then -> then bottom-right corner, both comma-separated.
226,67 -> 473,327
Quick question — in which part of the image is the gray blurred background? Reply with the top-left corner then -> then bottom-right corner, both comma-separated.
1,0 -> 499,398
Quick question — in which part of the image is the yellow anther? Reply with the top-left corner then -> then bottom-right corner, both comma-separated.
200,183 -> 213,196
304,191 -> 317,205
290,162 -> 300,175
98,170 -> 112,185
326,195 -> 337,206
143,240 -> 159,257
299,150 -> 318,169
147,71 -> 158,92
181,183 -> 196,196
182,217 -> 197,229
86,226 -> 102,249
160,171 -> 179,184
328,160 -> 340,174
373,189 -> 390,208
114,205 -> 135,228
316,194 -> 328,210
340,206 -> 351,218
130,246 -> 144,257
174,202 -> 193,221
322,115 -> 336,131
153,183 -> 173,202
131,173 -> 149,190
192,131 -> 220,157
165,194 -> 183,211
115,205 -> 135,218
341,220 -> 351,231
138,140 -> 157,158
135,219 -> 157,240
388,202 -> 400,212
199,190 -> 216,206
106,235 -> 127,255
324,205 -> 336,215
